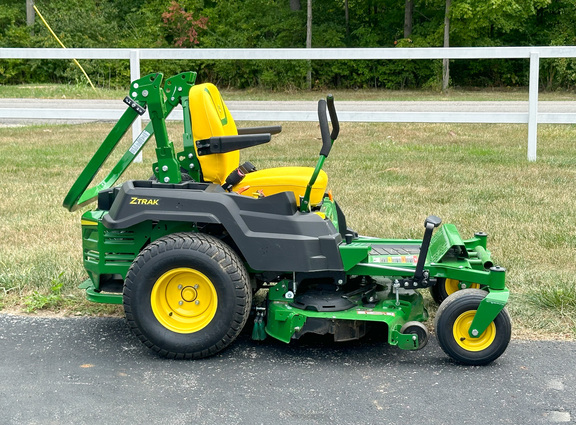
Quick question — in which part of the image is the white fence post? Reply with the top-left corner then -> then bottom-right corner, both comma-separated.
130,49 -> 143,163
528,51 -> 540,161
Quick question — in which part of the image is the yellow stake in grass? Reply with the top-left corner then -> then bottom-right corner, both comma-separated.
34,5 -> 97,91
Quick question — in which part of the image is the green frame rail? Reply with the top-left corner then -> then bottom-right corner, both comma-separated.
63,71 -> 197,212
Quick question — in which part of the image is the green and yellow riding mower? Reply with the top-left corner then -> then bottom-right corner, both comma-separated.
63,71 -> 511,365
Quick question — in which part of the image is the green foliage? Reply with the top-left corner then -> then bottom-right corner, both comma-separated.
0,0 -> 575,89
23,272 -> 65,313
450,0 -> 538,36
527,278 -> 576,312
0,2 -> 24,38
533,0 -> 576,90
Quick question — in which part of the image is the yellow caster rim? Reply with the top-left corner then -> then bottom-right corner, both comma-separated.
151,267 -> 218,334
453,310 -> 496,352
445,279 -> 480,296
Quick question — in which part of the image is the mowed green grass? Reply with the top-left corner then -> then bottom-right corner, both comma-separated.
0,120 -> 575,339
1,82 -> 575,101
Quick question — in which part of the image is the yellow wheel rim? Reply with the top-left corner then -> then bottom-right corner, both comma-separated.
453,310 -> 496,352
150,267 -> 218,334
445,279 -> 480,296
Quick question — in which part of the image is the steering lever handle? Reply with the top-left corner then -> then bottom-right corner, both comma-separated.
326,94 -> 339,141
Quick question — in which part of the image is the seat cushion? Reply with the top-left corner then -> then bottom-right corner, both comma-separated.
233,166 -> 328,206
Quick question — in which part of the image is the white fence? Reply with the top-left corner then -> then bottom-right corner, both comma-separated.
1,46 -> 576,160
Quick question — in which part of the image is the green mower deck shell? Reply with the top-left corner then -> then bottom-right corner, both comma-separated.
265,280 -> 428,349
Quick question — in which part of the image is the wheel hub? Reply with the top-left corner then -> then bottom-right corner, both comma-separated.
181,286 -> 198,303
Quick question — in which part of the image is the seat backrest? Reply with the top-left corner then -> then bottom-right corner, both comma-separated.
189,83 -> 240,185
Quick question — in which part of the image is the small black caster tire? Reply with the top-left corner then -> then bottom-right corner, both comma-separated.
434,289 -> 511,366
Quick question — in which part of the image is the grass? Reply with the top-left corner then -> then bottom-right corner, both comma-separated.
0,118 -> 575,340
221,87 -> 576,102
0,83 -> 126,100
1,82 -> 576,101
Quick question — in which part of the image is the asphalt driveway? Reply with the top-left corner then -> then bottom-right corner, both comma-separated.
1,314 -> 574,425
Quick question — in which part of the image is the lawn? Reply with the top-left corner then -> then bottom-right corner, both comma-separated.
0,116 -> 575,340
1,82 -> 575,101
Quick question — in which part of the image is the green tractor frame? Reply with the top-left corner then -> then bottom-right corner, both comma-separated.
64,71 -> 511,365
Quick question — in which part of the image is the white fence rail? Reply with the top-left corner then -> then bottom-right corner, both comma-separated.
1,46 -> 576,160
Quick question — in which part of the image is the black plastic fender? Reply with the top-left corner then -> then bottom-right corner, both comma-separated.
102,180 -> 344,273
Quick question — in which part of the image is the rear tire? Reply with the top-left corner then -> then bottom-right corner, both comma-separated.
123,232 -> 251,359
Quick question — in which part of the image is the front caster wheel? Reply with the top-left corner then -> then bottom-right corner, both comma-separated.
434,289 -> 511,366
123,232 -> 251,359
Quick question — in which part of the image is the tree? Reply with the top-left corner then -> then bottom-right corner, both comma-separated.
345,0 -> 350,38
443,0 -> 450,91
306,0 -> 312,89
448,0 -> 551,45
290,0 -> 301,11
404,0 -> 413,38
2,0 -> 576,90
161,1 -> 208,47
26,0 -> 35,32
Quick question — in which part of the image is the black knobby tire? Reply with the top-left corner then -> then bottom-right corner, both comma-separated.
434,289 -> 511,366
123,232 -> 251,359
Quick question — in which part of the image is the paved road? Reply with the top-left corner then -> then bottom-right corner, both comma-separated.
2,98 -> 575,129
1,98 -> 576,126
1,314 -> 574,425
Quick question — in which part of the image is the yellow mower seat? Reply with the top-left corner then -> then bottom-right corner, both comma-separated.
237,166 -> 327,205
189,83 -> 327,206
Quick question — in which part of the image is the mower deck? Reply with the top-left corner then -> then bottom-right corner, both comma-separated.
265,278 -> 428,350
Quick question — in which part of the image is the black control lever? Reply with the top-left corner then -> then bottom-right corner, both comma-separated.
326,94 -> 339,141
414,215 -> 442,282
